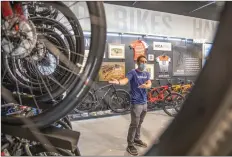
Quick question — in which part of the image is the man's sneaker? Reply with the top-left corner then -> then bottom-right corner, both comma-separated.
134,140 -> 148,148
127,145 -> 138,156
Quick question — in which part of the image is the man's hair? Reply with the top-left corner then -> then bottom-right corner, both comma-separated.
137,55 -> 147,63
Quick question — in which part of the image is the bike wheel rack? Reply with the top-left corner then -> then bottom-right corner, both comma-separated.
2,123 -> 81,156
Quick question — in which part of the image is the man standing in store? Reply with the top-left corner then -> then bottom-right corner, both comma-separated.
109,55 -> 152,156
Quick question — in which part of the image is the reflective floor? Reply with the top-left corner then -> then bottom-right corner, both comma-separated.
72,110 -> 172,156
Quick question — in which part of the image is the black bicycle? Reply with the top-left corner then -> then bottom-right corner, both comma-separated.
74,84 -> 131,113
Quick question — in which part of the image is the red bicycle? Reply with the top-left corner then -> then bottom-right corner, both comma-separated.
147,79 -> 185,117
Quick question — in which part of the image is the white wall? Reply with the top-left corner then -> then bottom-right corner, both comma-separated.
68,2 -> 219,43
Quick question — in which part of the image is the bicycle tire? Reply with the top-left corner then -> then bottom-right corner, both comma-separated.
108,89 -> 131,113
74,91 -> 96,113
162,92 -> 184,117
174,91 -> 189,112
145,2 -> 232,155
1,1 -> 106,129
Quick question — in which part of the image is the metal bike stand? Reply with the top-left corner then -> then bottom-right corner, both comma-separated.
2,123 -> 81,156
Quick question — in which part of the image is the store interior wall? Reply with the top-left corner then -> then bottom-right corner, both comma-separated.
84,34 -> 201,108
70,2 -> 216,108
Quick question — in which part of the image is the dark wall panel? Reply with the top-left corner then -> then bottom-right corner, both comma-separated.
84,34 -> 201,96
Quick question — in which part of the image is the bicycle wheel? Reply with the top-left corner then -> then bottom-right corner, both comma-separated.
1,1 -> 106,128
162,92 -> 185,117
74,91 -> 96,113
108,89 -> 131,113
174,91 -> 189,112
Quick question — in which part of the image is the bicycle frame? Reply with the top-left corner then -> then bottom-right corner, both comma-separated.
91,84 -> 118,104
148,85 -> 171,103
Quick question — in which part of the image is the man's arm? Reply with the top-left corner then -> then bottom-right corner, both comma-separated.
109,78 -> 129,85
138,80 -> 152,89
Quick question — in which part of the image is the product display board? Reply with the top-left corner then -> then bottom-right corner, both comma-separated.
155,53 -> 172,78
173,44 -> 202,76
108,43 -> 125,59
135,64 -> 155,80
202,43 -> 213,67
129,40 -> 149,60
98,62 -> 125,81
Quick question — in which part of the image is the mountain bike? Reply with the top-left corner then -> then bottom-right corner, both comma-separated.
74,84 -> 131,113
1,1 -> 107,128
147,79 -> 185,117
169,78 -> 194,112
171,78 -> 194,94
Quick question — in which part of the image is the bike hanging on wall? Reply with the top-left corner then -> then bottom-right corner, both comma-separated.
1,1 -> 107,129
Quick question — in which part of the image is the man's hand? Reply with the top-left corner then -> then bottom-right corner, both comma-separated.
109,78 -> 119,85
138,84 -> 148,89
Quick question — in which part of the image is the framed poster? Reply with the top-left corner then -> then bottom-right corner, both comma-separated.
135,64 -> 154,80
108,44 -> 125,59
153,42 -> 172,51
148,54 -> 154,61
99,62 -> 125,81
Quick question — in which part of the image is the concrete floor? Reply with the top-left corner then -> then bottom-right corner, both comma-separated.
72,110 -> 173,156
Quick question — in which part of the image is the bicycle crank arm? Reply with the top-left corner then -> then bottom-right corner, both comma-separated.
38,36 -> 81,75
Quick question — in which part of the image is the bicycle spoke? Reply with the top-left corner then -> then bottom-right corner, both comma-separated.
12,58 -> 23,106
40,65 -> 67,91
38,36 -> 81,74
24,66 -> 41,110
30,60 -> 55,101
56,2 -> 80,22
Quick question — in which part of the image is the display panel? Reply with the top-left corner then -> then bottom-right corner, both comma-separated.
173,44 -> 202,76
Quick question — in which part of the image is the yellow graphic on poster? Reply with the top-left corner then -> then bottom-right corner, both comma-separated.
99,62 -> 125,81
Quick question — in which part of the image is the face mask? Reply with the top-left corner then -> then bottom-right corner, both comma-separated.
138,63 -> 146,71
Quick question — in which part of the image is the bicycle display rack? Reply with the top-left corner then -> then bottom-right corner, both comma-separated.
68,110 -> 131,121
69,108 -> 163,121
2,123 -> 81,155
